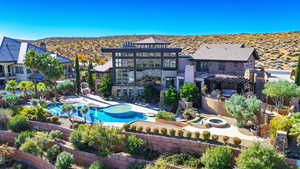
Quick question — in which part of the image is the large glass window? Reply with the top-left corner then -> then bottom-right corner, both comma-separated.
136,59 -> 161,69
163,52 -> 176,57
163,59 -> 176,68
218,63 -> 225,71
196,61 -> 209,72
136,52 -> 161,57
115,52 -> 134,57
115,59 -> 134,67
15,66 -> 24,74
115,69 -> 134,85
136,69 -> 161,85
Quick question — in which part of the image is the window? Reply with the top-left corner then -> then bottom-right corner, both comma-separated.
234,62 -> 239,68
163,52 -> 176,57
15,66 -> 24,74
163,59 -> 176,68
115,69 -> 134,85
115,59 -> 134,67
115,52 -> 133,57
136,59 -> 161,69
136,69 -> 161,86
136,52 -> 161,57
218,63 -> 225,71
196,61 -> 209,72
26,69 -> 32,74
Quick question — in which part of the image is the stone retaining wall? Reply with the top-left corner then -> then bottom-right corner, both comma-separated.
201,96 -> 232,117
14,150 -> 55,169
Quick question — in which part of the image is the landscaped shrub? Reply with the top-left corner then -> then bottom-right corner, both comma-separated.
211,135 -> 219,141
137,126 -> 143,132
49,116 -> 59,123
155,110 -> 176,121
145,127 -> 151,134
179,82 -> 200,105
222,136 -> 230,144
57,80 -> 75,96
69,127 -> 88,150
169,129 -> 176,136
177,130 -> 184,137
270,115 -> 292,138
20,139 -> 42,156
89,161 -> 104,169
153,128 -> 159,135
160,128 -> 167,135
49,130 -> 62,140
161,153 -> 203,169
127,162 -> 146,169
98,76 -> 112,97
202,131 -> 210,140
47,144 -> 61,163
194,132 -> 200,139
130,125 -> 137,132
0,108 -> 11,130
8,115 -> 28,132
3,93 -> 20,107
232,137 -> 242,146
55,152 -> 74,169
33,135 -> 50,151
235,143 -> 288,169
201,146 -> 232,169
186,131 -> 192,138
143,148 -> 160,161
20,106 -> 49,122
142,83 -> 160,103
123,124 -> 131,131
164,87 -> 179,112
145,160 -> 169,169
15,130 -> 36,148
125,135 -> 145,155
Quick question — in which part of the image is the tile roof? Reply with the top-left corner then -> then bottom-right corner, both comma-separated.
192,44 -> 259,61
134,37 -> 170,44
0,36 -> 72,63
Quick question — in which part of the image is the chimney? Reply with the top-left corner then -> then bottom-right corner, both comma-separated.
40,42 -> 46,49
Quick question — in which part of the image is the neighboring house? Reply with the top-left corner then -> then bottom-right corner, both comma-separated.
98,37 -> 263,97
0,36 -> 73,88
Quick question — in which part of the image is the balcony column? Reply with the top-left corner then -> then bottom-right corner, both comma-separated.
3,64 -> 9,80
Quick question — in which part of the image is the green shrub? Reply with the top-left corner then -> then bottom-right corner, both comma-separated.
3,93 -> 20,107
222,136 -> 230,144
201,146 -> 232,169
15,130 -> 36,148
89,161 -> 104,169
164,87 -> 179,112
194,132 -> 200,139
153,128 -> 159,135
20,139 -> 42,156
125,135 -> 145,155
69,128 -> 88,150
177,130 -> 184,137
0,108 -> 11,130
130,125 -> 137,131
50,116 -> 59,123
47,144 -> 61,163
145,127 -> 151,134
137,126 -> 143,132
179,82 -> 200,105
270,115 -> 292,138
236,143 -> 288,169
232,137 -> 242,146
33,135 -> 49,151
145,160 -> 169,169
160,128 -> 167,135
186,132 -> 192,138
123,124 -> 131,131
202,131 -> 210,140
155,110 -> 176,121
8,115 -> 28,132
169,129 -> 176,136
55,152 -> 74,169
142,83 -> 160,103
57,80 -> 74,96
127,162 -> 146,169
211,135 -> 219,141
49,130 -> 62,140
161,153 -> 203,169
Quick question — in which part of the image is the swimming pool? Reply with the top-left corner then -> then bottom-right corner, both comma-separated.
46,103 -> 147,123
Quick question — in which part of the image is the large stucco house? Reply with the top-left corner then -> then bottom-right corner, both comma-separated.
0,36 -> 73,88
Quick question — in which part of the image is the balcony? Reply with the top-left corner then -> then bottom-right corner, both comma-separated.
8,72 -> 16,77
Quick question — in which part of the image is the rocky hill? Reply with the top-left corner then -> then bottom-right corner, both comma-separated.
31,31 -> 300,70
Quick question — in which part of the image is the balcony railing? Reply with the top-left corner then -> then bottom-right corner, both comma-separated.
0,72 -> 4,77
0,72 -> 16,77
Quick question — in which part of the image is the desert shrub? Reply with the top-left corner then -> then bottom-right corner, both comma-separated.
125,135 -> 145,155
137,126 -> 143,132
177,130 -> 184,137
142,83 -> 160,103
20,139 -> 42,156
201,146 -> 232,169
123,124 -> 131,131
89,161 -> 104,169
47,144 -> 61,163
49,130 -> 62,140
15,130 -> 36,148
235,143 -> 288,169
186,132 -> 192,138
211,135 -> 219,141
0,108 -> 12,130
49,116 -> 59,123
194,132 -> 200,139
145,127 -> 151,134
169,129 -> 176,136
33,135 -> 49,151
57,80 -> 74,96
160,128 -> 167,135
232,137 -> 242,146
202,131 -> 210,140
69,126 -> 89,150
153,128 -> 159,135
270,115 -> 292,138
161,153 -> 203,169
145,160 -> 169,169
130,125 -> 137,132
3,93 -> 20,107
155,110 -> 176,121
8,115 -> 28,132
127,162 -> 146,169
222,136 -> 230,144
55,151 -> 74,169
20,106 -> 49,122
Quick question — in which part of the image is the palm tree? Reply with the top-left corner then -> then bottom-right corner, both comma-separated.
24,50 -> 41,96
37,82 -> 47,99
80,105 -> 89,123
5,80 -> 17,94
18,81 -> 34,97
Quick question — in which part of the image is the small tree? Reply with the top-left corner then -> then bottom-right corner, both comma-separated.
75,55 -> 81,95
55,151 -> 74,169
80,105 -> 89,123
235,143 -> 288,169
295,55 -> 300,86
142,83 -> 160,103
201,146 -> 232,169
61,104 -> 75,125
5,80 -> 17,94
179,82 -> 200,105
87,60 -> 94,91
164,87 -> 179,112
18,81 -> 34,97
47,144 -> 61,163
37,82 -> 47,99
225,95 -> 261,127
24,50 -> 42,96
98,76 -> 112,98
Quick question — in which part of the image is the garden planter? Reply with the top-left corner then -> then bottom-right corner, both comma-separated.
277,108 -> 289,115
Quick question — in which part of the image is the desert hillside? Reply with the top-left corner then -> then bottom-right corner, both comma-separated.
31,31 -> 300,70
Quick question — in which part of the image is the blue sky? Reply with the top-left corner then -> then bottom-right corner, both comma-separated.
0,0 -> 299,40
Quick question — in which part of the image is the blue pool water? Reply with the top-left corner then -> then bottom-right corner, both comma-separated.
46,103 -> 147,123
